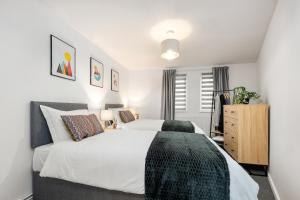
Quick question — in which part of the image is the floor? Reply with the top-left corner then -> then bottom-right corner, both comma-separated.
252,175 -> 275,200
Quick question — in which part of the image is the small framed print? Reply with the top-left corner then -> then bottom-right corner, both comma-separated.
50,35 -> 76,81
90,57 -> 104,88
111,69 -> 119,92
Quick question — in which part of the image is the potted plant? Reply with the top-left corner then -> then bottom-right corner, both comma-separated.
233,87 -> 260,104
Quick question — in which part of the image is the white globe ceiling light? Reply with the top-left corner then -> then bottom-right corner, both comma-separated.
161,30 -> 180,60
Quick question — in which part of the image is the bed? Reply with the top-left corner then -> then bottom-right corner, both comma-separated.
31,101 -> 144,200
105,104 -> 205,134
31,101 -> 259,200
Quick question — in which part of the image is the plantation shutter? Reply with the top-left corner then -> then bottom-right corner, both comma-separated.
200,72 -> 214,112
175,74 -> 187,111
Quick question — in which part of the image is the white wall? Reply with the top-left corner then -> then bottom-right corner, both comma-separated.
128,63 -> 258,133
229,63 -> 258,92
0,0 -> 129,199
258,0 -> 300,199
128,69 -> 163,119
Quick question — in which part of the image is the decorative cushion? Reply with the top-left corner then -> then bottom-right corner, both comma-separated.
61,114 -> 104,141
126,111 -> 136,121
40,105 -> 90,143
119,110 -> 135,123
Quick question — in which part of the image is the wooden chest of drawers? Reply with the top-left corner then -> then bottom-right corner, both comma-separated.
224,104 -> 269,165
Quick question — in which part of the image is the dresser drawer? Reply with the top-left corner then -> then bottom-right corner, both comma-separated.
228,147 -> 238,160
224,117 -> 238,133
224,106 -> 238,119
224,130 -> 238,143
224,127 -> 238,160
224,125 -> 238,137
224,140 -> 238,160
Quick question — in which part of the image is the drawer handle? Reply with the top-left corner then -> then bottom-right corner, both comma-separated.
224,143 -> 227,146
225,121 -> 228,124
231,136 -> 234,139
231,123 -> 235,126
224,132 -> 228,135
231,111 -> 235,114
225,110 -> 228,113
231,149 -> 235,152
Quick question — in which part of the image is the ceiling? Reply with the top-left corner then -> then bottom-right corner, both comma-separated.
43,0 -> 277,69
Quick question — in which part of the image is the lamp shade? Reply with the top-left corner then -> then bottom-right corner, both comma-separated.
161,39 -> 180,60
100,110 -> 114,121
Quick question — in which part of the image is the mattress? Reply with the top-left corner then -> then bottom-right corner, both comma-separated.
33,143 -> 53,172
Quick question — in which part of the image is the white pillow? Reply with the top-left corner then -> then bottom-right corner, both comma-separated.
40,105 -> 89,143
88,109 -> 101,120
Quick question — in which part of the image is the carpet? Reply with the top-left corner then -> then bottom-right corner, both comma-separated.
251,175 -> 275,200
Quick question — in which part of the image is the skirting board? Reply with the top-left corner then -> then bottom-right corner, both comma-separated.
268,173 -> 281,200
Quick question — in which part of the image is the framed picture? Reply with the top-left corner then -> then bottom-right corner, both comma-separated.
50,35 -> 76,81
111,69 -> 119,92
90,57 -> 104,87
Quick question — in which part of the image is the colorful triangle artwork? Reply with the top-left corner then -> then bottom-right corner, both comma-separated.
57,64 -> 63,74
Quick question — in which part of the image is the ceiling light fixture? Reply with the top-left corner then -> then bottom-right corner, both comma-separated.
161,30 -> 180,60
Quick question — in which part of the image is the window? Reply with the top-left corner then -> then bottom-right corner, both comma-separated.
175,74 -> 187,111
200,72 -> 214,112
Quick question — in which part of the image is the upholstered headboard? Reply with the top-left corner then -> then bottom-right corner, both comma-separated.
30,101 -> 88,148
105,104 -> 124,110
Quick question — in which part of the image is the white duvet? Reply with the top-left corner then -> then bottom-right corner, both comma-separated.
119,119 -> 205,134
40,129 -> 259,200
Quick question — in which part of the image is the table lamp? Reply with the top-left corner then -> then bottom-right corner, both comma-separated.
100,110 -> 114,128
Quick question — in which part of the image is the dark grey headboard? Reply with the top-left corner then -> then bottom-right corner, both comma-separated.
105,104 -> 124,110
30,101 -> 88,148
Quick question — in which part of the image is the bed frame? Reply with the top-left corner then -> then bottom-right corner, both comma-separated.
105,103 -> 124,110
31,101 -> 143,200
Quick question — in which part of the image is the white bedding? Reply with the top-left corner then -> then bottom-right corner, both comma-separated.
40,129 -> 259,200
119,119 -> 206,134
33,143 -> 53,172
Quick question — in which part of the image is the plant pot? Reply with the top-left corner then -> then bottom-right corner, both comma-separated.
243,98 -> 250,104
249,98 -> 262,104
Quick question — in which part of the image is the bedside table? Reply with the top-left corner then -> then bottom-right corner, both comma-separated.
104,127 -> 121,132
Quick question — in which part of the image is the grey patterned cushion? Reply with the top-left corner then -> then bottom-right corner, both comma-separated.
119,110 -> 135,123
61,114 -> 104,141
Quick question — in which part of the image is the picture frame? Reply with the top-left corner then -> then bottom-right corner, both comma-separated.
90,57 -> 104,88
111,69 -> 119,92
50,34 -> 76,81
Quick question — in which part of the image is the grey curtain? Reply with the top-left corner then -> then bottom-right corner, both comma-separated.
161,69 -> 176,120
212,66 -> 229,93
